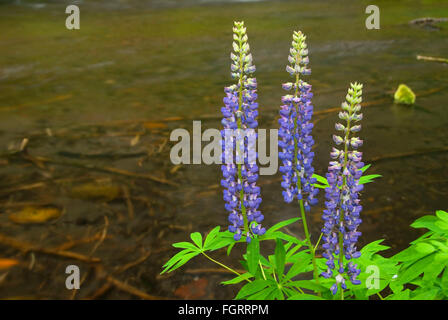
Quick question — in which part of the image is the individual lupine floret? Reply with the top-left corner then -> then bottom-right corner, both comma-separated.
278,31 -> 318,210
320,82 -> 365,295
221,21 -> 265,243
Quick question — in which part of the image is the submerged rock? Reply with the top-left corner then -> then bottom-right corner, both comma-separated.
394,84 -> 416,105
9,206 -> 62,224
69,183 -> 121,202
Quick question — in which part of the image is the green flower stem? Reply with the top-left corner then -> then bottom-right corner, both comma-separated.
290,284 -> 305,294
259,260 -> 267,280
201,252 -> 251,283
236,37 -> 249,234
314,232 -> 323,252
337,91 -> 355,300
296,192 -> 320,286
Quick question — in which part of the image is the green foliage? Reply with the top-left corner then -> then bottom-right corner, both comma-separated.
161,226 -> 234,274
312,164 -> 381,189
160,150 -> 445,301
387,210 -> 448,300
161,209 -> 448,301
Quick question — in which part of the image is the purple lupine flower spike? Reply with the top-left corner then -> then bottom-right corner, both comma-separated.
321,82 -> 364,294
278,31 -> 318,210
221,22 -> 265,242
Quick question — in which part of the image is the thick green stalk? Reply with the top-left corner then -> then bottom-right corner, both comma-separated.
202,252 -> 251,282
235,37 -> 249,234
337,96 -> 354,300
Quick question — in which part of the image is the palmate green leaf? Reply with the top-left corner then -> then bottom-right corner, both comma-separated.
285,244 -> 304,262
161,249 -> 200,274
284,253 -> 312,282
287,251 -> 313,266
310,277 -> 337,300
411,215 -> 444,233
282,287 -> 299,299
441,267 -> 448,290
258,254 -> 271,268
267,231 -> 304,245
205,229 -> 236,251
354,266 -> 393,297
275,239 -> 286,281
352,288 -> 369,300
274,288 -> 285,300
162,249 -> 193,269
221,272 -> 252,285
411,231 -> 434,244
247,238 -> 260,276
415,242 -> 436,254
264,217 -> 300,235
435,251 -> 448,263
240,259 -> 249,273
203,226 -> 220,249
422,260 -> 447,282
311,174 -> 329,189
387,289 -> 411,300
267,288 -> 285,300
190,232 -> 203,249
161,232 -> 208,274
172,242 -> 200,251
287,293 -> 324,300
312,164 -> 380,189
246,286 -> 277,300
360,239 -> 390,259
207,238 -> 235,251
435,220 -> 448,232
359,174 -> 382,185
396,253 -> 436,285
235,279 -> 274,300
431,239 -> 448,252
391,244 -> 433,263
227,242 -> 236,255
436,210 -> 448,223
286,280 -> 328,293
347,240 -> 399,298
284,241 -> 294,252
360,163 -> 371,173
410,287 -> 441,300
169,251 -> 200,273
359,165 -> 381,184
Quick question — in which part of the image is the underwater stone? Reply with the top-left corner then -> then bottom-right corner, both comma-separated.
394,84 -> 416,105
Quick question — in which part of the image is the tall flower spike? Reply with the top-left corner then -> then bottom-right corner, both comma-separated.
320,82 -> 364,295
278,31 -> 318,210
221,22 -> 265,243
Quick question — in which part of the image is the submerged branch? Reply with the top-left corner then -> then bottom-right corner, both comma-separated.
0,233 -> 101,263
368,146 -> 448,163
417,55 -> 448,64
4,150 -> 177,186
